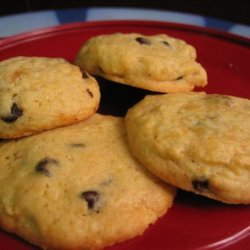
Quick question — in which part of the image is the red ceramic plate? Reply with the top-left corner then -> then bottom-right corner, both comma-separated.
0,20 -> 249,250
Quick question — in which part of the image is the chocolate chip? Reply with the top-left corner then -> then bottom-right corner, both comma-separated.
161,41 -> 170,46
135,37 -> 151,45
86,89 -> 94,98
70,143 -> 86,148
192,179 -> 209,193
1,103 -> 23,123
175,76 -> 183,80
81,191 -> 99,209
35,157 -> 59,177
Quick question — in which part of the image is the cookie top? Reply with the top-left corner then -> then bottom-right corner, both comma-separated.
125,92 -> 250,204
0,56 -> 100,138
75,33 -> 207,93
0,113 -> 175,249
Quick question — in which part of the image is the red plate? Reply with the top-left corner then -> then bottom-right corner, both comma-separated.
0,20 -> 249,250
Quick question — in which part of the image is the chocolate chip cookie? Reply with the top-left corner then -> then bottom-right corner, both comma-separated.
125,92 -> 250,204
75,33 -> 207,93
0,56 -> 100,138
0,113 -> 175,249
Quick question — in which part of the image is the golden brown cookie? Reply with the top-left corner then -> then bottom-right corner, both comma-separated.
0,56 -> 100,138
75,33 -> 207,93
125,92 -> 250,204
0,113 -> 175,249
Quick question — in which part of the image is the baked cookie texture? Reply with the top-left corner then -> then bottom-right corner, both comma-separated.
0,114 -> 175,250
75,33 -> 207,93
125,92 -> 250,204
0,56 -> 100,139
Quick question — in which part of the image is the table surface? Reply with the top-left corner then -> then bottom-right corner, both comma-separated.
0,7 -> 250,39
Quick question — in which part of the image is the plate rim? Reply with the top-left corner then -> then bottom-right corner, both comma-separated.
0,20 -> 249,50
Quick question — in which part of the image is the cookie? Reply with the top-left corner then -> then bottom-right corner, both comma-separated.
0,113 -> 175,249
125,92 -> 250,204
74,33 -> 207,93
0,56 -> 100,138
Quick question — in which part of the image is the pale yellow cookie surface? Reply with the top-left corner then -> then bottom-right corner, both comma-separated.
125,92 -> 250,204
0,56 -> 100,138
75,33 -> 207,93
0,114 -> 175,249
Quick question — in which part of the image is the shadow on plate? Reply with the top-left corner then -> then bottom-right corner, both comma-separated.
96,77 -> 156,117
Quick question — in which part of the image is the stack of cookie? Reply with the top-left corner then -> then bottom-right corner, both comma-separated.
0,31 -> 249,250
0,55 -> 175,249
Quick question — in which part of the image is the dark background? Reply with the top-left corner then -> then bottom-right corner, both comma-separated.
1,0 -> 250,25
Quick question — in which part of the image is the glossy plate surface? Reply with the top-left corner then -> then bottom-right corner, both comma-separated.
0,20 -> 249,250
